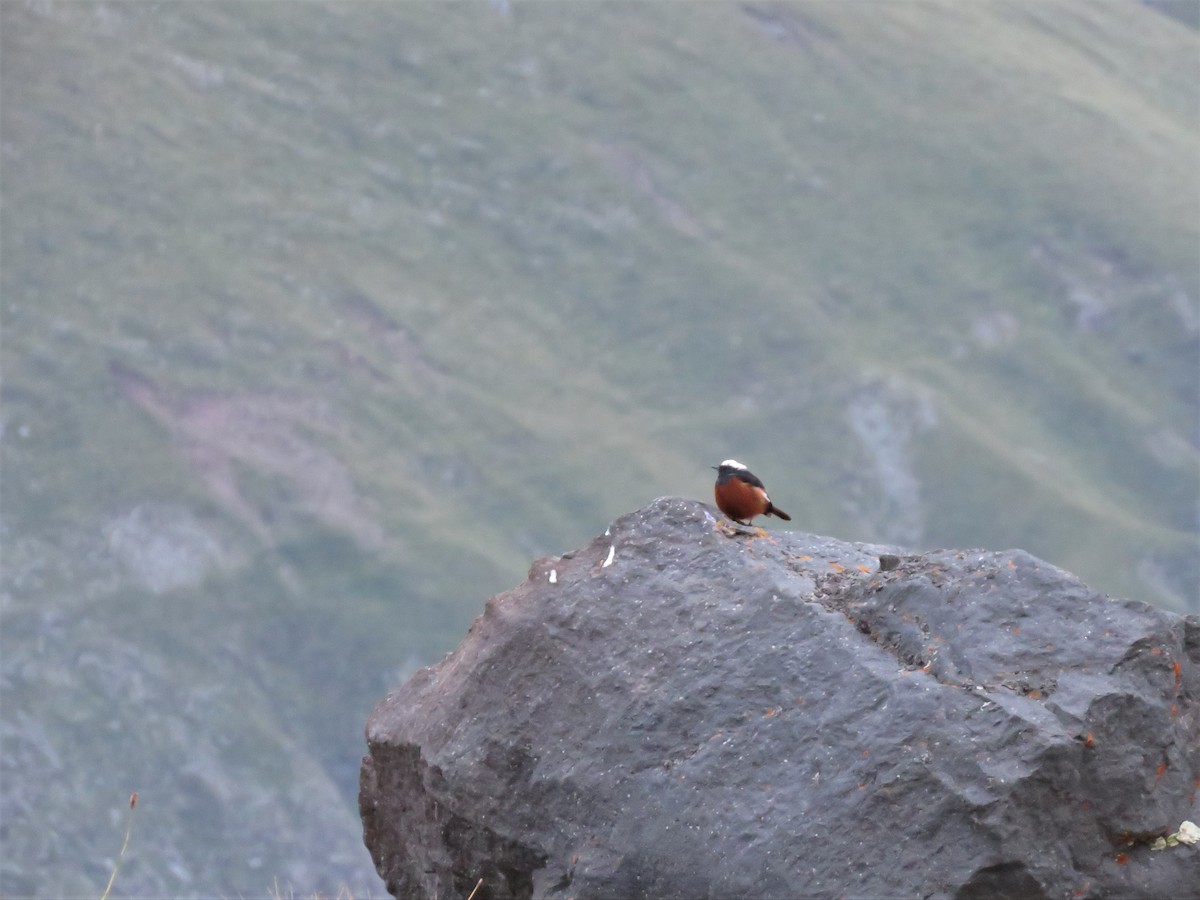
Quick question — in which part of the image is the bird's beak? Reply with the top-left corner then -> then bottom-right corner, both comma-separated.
711,466 -> 719,470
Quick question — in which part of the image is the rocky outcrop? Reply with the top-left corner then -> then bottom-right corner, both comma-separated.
360,498 -> 1200,899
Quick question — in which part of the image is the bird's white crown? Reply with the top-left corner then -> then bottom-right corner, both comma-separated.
720,459 -> 747,470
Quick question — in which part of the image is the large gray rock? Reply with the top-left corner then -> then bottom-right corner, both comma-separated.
360,498 -> 1200,898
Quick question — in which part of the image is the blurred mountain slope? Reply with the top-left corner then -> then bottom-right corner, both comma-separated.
1,1 -> 1196,896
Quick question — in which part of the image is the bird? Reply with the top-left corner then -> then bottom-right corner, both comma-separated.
712,459 -> 792,525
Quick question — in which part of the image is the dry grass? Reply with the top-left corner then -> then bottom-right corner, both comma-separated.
270,879 -> 360,900
99,793 -> 137,900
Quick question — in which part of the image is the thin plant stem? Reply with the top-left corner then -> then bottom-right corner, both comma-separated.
100,792 -> 138,900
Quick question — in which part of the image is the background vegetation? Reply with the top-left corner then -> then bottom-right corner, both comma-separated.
2,2 -> 1196,896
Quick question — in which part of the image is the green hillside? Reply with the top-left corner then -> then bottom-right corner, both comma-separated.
2,1 -> 1196,895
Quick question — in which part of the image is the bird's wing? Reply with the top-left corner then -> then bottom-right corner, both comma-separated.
736,470 -> 766,490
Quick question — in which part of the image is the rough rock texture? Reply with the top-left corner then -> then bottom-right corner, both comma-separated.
360,498 -> 1200,899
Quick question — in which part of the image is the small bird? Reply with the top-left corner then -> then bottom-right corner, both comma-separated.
712,459 -> 792,525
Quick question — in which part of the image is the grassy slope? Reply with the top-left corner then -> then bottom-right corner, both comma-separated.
1,1 -> 1197,894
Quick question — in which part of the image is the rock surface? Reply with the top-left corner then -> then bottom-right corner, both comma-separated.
360,498 -> 1200,899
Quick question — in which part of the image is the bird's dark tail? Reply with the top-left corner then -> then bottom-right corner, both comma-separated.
768,504 -> 791,521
